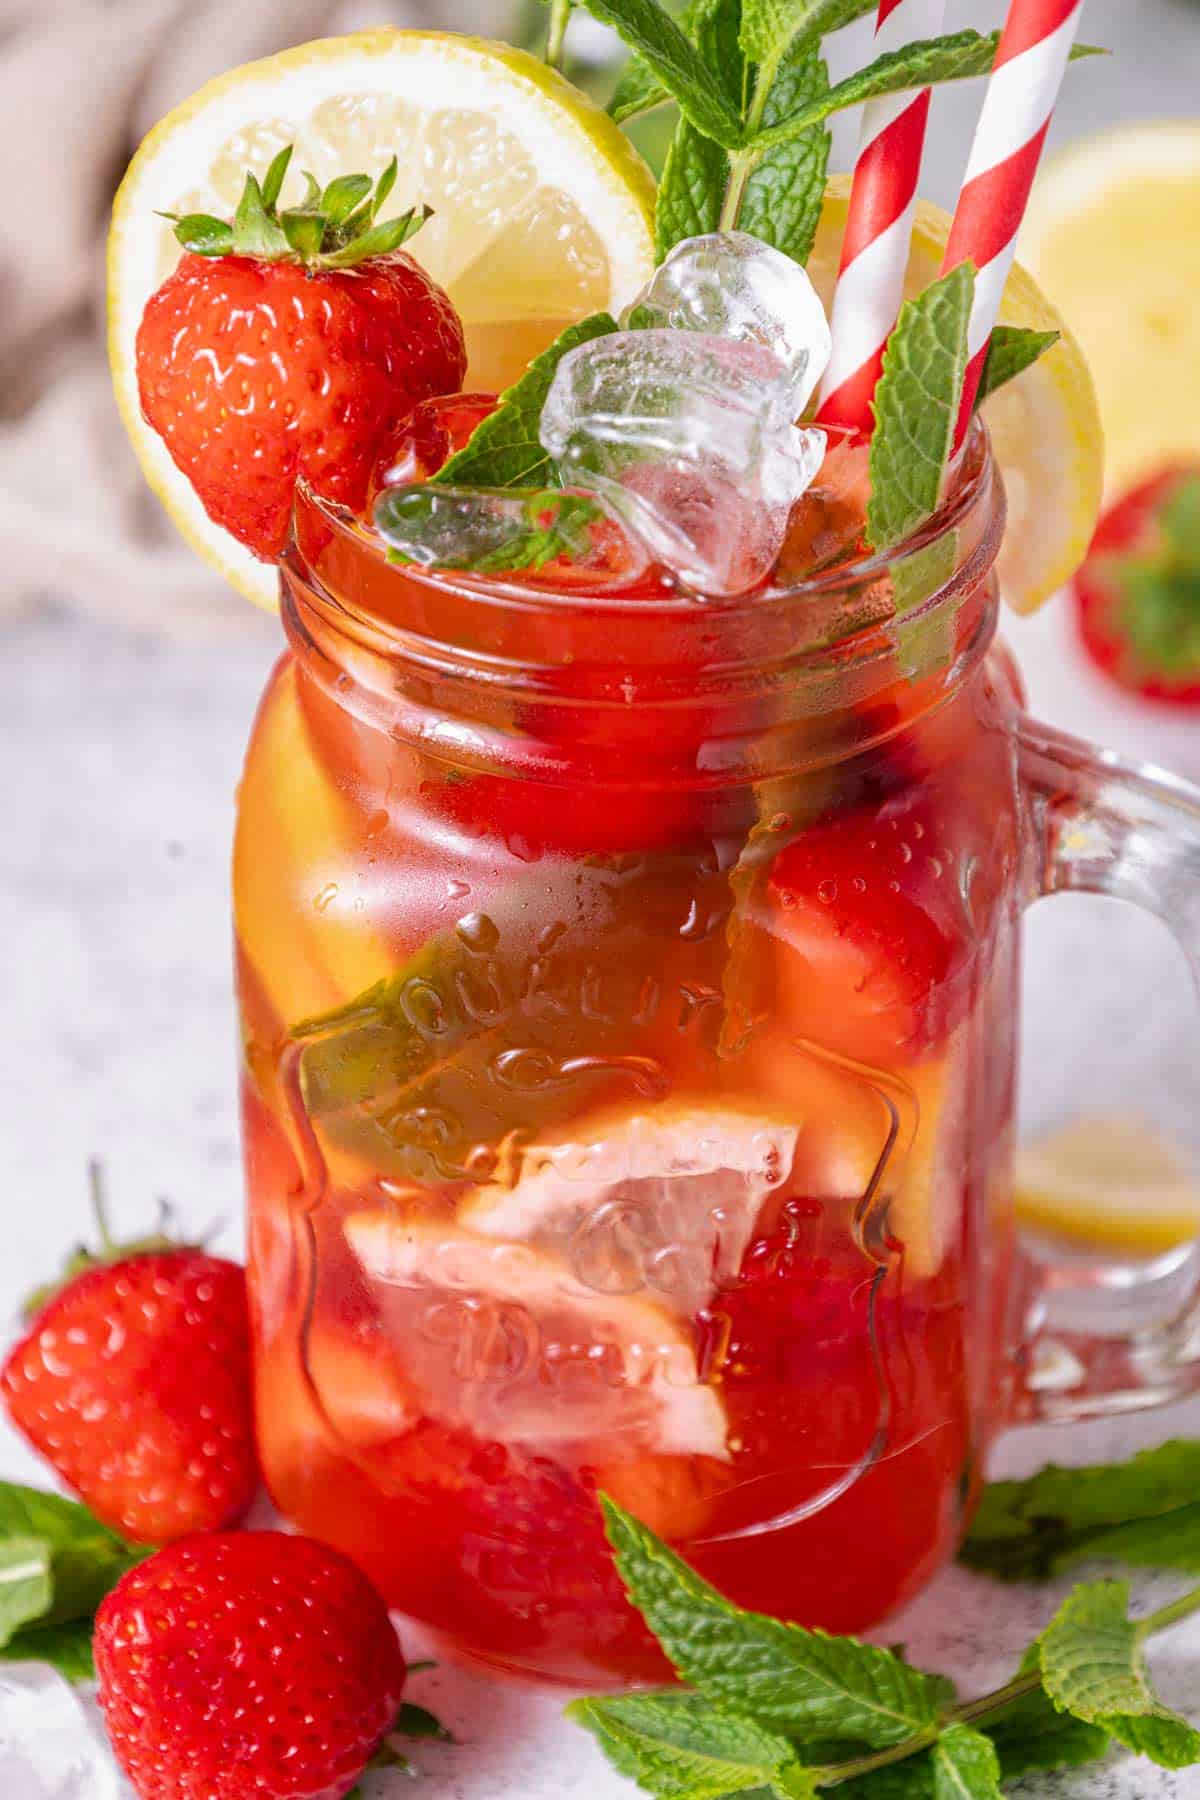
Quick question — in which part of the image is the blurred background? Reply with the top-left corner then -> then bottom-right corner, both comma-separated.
4,0 -> 1200,1311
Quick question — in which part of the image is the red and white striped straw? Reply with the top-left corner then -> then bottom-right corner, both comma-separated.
942,0 -> 1085,446
817,0 -> 948,435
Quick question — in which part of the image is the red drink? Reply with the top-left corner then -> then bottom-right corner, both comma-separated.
237,435 -> 1023,1684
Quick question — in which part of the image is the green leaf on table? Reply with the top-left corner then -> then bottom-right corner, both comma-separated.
0,1540 -> 53,1647
600,1497 -> 948,1748
433,312 -> 618,491
975,326 -> 1061,408
961,1441 -> 1200,1583
570,1690 -> 817,1797
738,0 -> 874,73
738,42 -> 830,263
1039,1579 -> 1200,1769
573,0 -> 743,147
866,264 -> 974,552
743,33 -> 1103,156
929,1725 -> 1002,1800
981,1647 -> 1112,1781
391,1700 -> 454,1742
0,1617 -> 97,1683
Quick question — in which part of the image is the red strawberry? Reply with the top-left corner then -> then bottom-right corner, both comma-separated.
1072,464 -> 1200,706
136,149 -> 466,561
2,1177 -> 257,1543
366,389 -> 501,504
95,1532 -> 406,1800
766,791 -> 972,1062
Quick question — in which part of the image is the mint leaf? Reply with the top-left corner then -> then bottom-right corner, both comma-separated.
574,0 -> 743,147
738,42 -> 830,263
982,1660 -> 1111,1781
656,123 -> 729,253
570,1691 -> 816,1797
1039,1580 -> 1200,1769
961,1441 -> 1200,1583
739,0 -> 873,72
0,1540 -> 53,1647
0,1483 -> 146,1642
433,313 -> 618,491
653,0 -> 741,255
744,33 -> 1102,156
930,1725 -> 1002,1799
601,1498 -> 946,1748
866,264 -> 974,552
0,1618 -> 96,1683
610,55 -> 674,123
976,327 -> 1061,407
380,487 -> 605,574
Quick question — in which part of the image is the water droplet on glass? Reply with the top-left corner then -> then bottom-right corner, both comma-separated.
456,911 -> 500,953
447,878 -> 471,901
817,879 -> 837,904
314,883 -> 338,913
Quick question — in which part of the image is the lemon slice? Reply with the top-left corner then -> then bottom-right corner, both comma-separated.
108,29 -> 656,609
459,1102 -> 798,1319
1017,1113 -> 1200,1254
809,177 -> 1104,614
1020,123 -> 1200,501
344,1216 -> 730,1460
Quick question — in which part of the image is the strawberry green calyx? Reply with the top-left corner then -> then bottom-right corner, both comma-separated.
163,145 -> 431,271
21,1161 -> 190,1320
1109,477 -> 1200,679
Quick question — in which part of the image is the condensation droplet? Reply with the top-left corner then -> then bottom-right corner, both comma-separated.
313,883 -> 337,913
456,911 -> 500,953
817,879 -> 838,904
447,878 -> 470,901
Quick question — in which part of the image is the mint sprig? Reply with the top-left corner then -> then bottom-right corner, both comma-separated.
738,0 -> 874,75
575,1496 -> 1200,1798
165,145 -> 429,271
866,264 -> 975,553
737,39 -> 830,264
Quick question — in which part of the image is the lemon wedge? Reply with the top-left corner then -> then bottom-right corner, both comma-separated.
809,177 -> 1104,615
108,29 -> 656,610
1017,1113 -> 1200,1254
1020,123 -> 1200,501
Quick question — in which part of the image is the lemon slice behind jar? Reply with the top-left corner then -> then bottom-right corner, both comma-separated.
107,29 -> 657,610
1019,123 -> 1200,500
808,178 -> 1104,615
1017,1113 -> 1200,1253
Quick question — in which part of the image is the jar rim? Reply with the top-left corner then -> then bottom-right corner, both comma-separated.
290,417 -> 1000,642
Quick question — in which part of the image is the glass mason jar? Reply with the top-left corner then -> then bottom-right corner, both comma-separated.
236,431 -> 1200,1688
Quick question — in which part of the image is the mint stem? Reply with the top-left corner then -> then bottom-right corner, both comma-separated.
816,1582 -> 1200,1788
546,0 -> 572,68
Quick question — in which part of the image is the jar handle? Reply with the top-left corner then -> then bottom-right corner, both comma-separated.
1014,715 -> 1200,1422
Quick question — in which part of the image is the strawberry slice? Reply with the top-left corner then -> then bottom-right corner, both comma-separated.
1072,465 -> 1200,706
766,790 -> 972,1063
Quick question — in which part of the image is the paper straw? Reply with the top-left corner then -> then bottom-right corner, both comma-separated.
817,0 -> 948,434
941,0 -> 1085,446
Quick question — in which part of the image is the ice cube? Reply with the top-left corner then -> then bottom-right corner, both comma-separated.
622,232 -> 833,415
372,483 -> 647,583
0,1663 -> 131,1799
539,329 -> 826,596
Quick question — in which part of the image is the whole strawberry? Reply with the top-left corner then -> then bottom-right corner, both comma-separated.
136,146 -> 467,561
1,1172 -> 257,1543
96,1533 -> 407,1800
